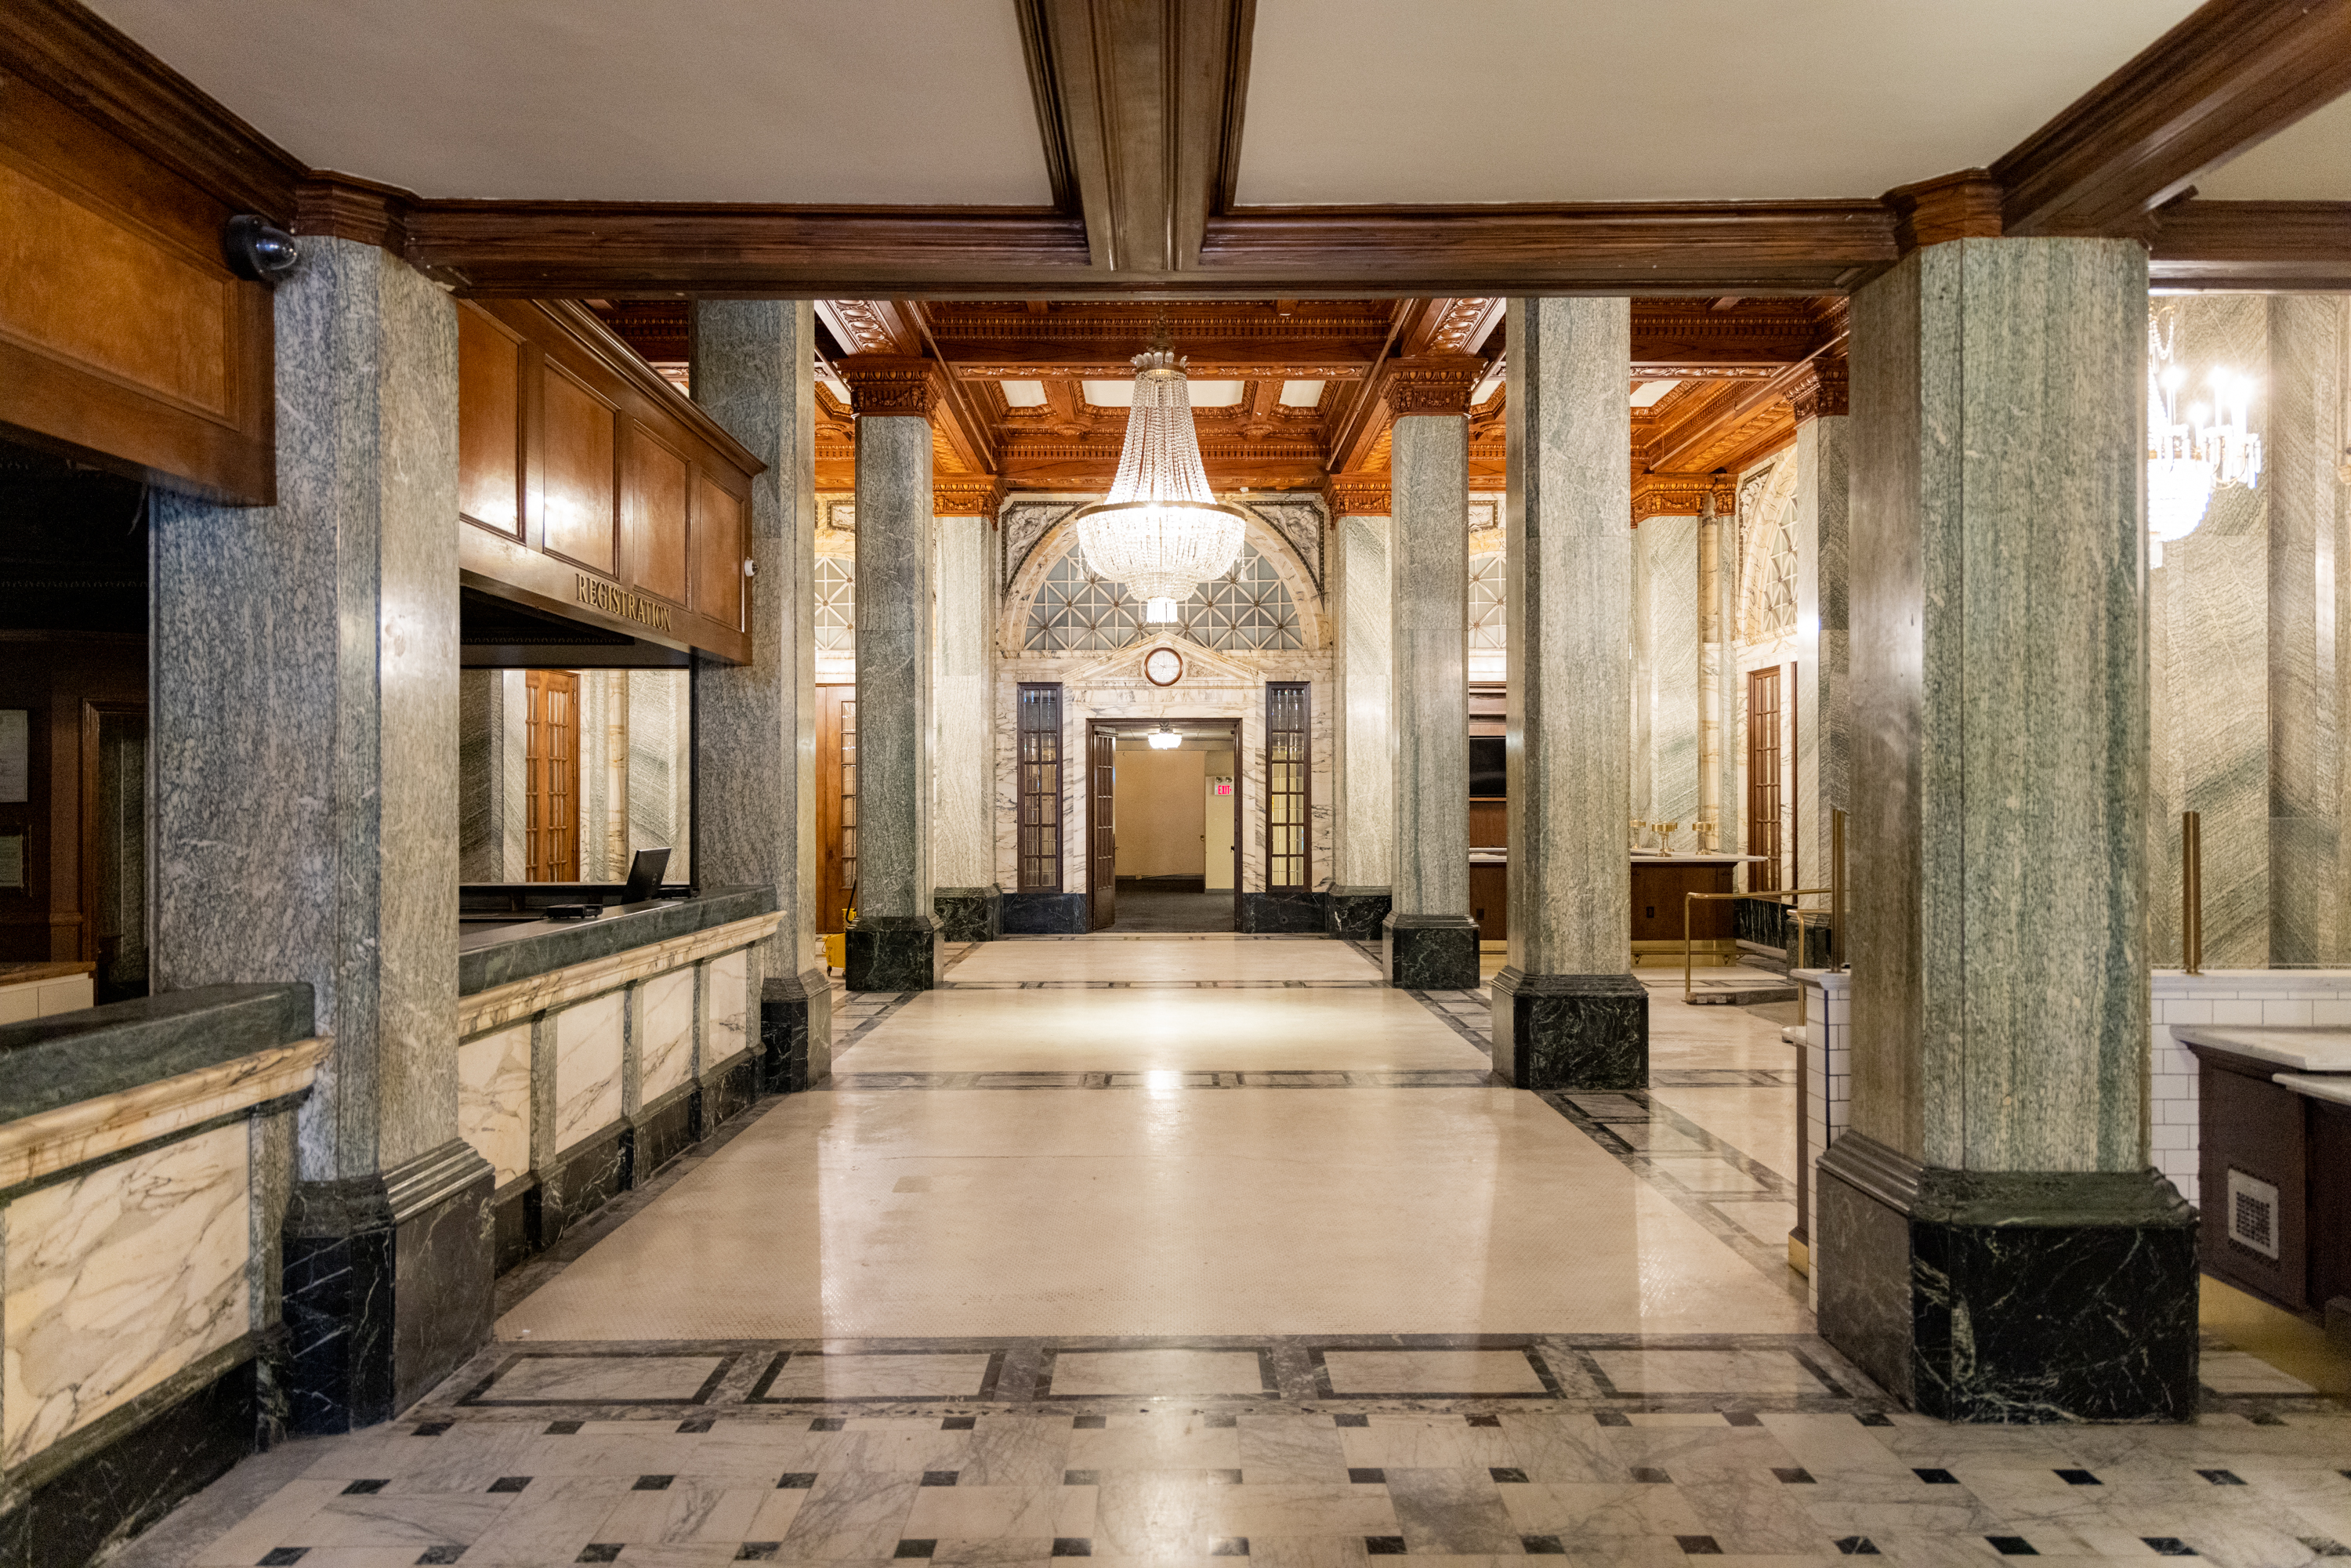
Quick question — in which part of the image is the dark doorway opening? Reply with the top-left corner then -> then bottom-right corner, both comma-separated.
1085,717 -> 1242,932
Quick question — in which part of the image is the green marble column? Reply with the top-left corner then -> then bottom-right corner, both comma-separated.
1819,237 -> 2197,1422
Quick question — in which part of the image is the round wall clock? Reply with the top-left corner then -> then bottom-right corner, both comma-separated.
1143,646 -> 1184,686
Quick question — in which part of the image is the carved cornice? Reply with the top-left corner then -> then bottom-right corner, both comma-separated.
1632,473 -> 1721,525
1324,475 -> 1391,516
293,172 -> 412,252
835,354 -> 944,417
1785,354 -> 1849,422
1883,169 -> 2005,254
1385,354 -> 1485,417
933,477 -> 1005,517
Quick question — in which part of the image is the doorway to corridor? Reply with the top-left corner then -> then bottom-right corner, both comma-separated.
1085,717 -> 1241,931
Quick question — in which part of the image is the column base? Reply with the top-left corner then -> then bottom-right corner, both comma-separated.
1240,889 -> 1325,933
762,966 -> 835,1088
281,1139 -> 494,1433
1490,970 -> 1649,1088
847,914 -> 940,991
1382,912 -> 1480,990
1325,886 -> 1393,941
1817,1133 -> 2199,1422
933,885 -> 1002,942
1000,891 -> 1089,934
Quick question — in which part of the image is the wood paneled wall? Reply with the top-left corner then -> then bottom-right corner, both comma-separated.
457,300 -> 762,664
0,72 -> 273,502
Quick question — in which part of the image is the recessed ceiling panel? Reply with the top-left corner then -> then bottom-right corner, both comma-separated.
87,0 -> 1055,204
1236,0 -> 2202,204
2196,91 -> 2351,200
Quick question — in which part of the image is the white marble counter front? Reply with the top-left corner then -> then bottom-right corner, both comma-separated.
2172,1025 -> 2351,1073
2274,1072 -> 2351,1107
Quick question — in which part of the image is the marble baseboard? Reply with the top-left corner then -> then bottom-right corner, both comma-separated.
632,1087 -> 699,1182
492,1183 -> 534,1277
1324,886 -> 1392,941
1382,912 -> 1480,990
933,886 -> 1002,943
999,891 -> 1089,935
1817,1134 -> 2199,1423
1491,970 -> 1650,1090
848,914 -> 940,992
535,1122 -> 632,1255
704,1052 -> 759,1128
0,1348 -> 259,1568
760,971 -> 831,1092
1240,889 -> 1325,934
281,1139 -> 494,1433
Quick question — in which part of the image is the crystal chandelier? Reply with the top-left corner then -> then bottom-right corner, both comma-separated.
2147,305 -> 2262,567
1071,335 -> 1248,623
1147,724 -> 1181,751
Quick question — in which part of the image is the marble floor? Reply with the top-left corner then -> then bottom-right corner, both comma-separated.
126,936 -> 2351,1568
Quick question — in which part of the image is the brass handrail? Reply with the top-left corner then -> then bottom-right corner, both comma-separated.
1685,887 -> 1830,1000
2183,809 -> 2202,976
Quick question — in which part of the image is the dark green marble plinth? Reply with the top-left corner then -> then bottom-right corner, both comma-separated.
1325,887 -> 1393,941
933,886 -> 1002,943
1241,889 -> 1326,933
1491,970 -> 1648,1089
847,915 -> 939,991
1383,912 -> 1480,990
1817,1134 -> 2198,1422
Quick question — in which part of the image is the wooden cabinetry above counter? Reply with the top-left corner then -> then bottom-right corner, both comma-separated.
457,300 -> 763,664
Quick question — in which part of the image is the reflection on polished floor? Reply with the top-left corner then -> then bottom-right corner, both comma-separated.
132,937 -> 2351,1567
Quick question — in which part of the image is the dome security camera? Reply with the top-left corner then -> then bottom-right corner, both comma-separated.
221,215 -> 301,285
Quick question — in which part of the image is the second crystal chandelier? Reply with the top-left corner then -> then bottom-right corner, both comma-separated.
1071,329 -> 1248,624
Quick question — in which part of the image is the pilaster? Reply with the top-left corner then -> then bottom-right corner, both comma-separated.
1824,236 -> 2196,1421
934,510 -> 1001,942
1382,355 -> 1480,989
1330,512 -> 1395,940
1491,297 -> 1645,1089
690,301 -> 835,1086
150,235 -> 490,1432
839,356 -> 941,990
1791,366 -> 1851,901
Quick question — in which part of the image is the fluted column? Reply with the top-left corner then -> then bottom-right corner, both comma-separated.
151,236 -> 487,1430
1491,298 -> 1643,1088
838,356 -> 940,990
1382,357 -> 1483,989
1819,236 -> 2194,1422
933,491 -> 1002,941
1328,487 -> 1395,940
690,301 -> 833,1087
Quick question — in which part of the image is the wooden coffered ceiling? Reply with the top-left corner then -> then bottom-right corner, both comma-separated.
587,293 -> 1847,515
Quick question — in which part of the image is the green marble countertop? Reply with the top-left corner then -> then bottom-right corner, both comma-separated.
458,885 -> 773,997
0,983 -> 315,1122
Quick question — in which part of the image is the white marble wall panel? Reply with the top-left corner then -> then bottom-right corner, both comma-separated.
1333,516 -> 1394,889
636,969 -> 696,1104
1793,416 -> 1850,890
628,670 -> 692,883
1640,515 -> 1702,838
705,949 -> 751,1068
458,1023 -> 531,1187
2,1121 -> 248,1465
933,515 -> 996,889
553,991 -> 626,1151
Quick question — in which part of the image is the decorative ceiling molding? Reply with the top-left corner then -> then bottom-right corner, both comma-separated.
1883,169 -> 2005,253
2147,198 -> 2351,290
1384,355 -> 1485,417
1323,475 -> 1389,517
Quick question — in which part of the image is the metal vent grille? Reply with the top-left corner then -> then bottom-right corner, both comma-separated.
2226,1168 -> 2280,1260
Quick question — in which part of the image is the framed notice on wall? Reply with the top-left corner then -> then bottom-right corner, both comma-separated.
0,710 -> 24,803
0,829 -> 22,891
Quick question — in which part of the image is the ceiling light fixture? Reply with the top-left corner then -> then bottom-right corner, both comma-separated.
1148,725 -> 1182,751
1070,327 -> 1248,623
2148,304 -> 2261,567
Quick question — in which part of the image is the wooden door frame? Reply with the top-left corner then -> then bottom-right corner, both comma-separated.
1084,717 -> 1243,928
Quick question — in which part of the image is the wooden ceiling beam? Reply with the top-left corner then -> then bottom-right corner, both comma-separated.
1992,0 -> 2351,237
1016,0 -> 1253,276
2147,198 -> 2351,289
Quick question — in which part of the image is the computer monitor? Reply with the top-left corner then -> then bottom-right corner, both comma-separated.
621,847 -> 672,903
